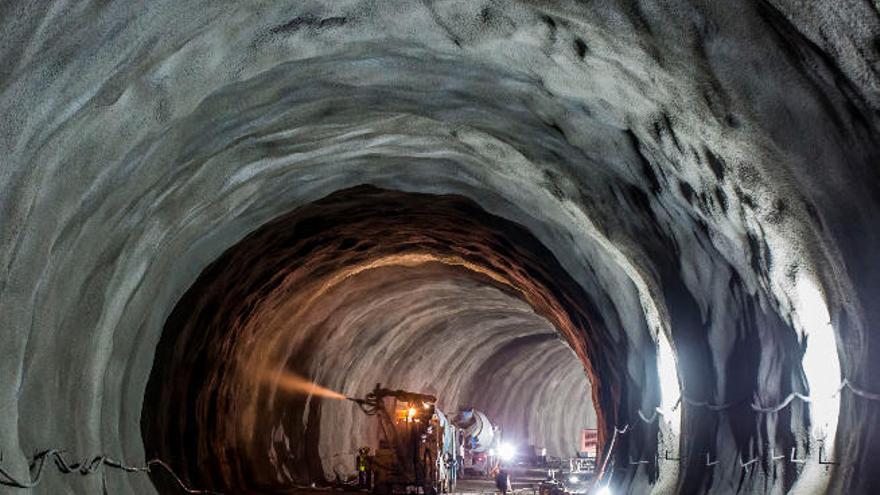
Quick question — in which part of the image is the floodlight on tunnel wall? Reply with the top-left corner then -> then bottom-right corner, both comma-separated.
795,279 -> 841,442
657,331 -> 682,435
618,272 -> 683,438
783,277 -> 842,494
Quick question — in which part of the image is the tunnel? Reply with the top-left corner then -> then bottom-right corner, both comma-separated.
1,1 -> 879,494
141,186 -> 617,492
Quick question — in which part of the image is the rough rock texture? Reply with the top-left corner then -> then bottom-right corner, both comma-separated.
142,188 -> 610,492
1,0 -> 879,494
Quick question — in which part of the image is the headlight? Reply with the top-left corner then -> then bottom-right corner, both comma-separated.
498,442 -> 516,461
568,475 -> 580,483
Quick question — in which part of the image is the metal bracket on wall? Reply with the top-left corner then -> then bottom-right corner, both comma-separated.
769,448 -> 784,462
663,450 -> 680,461
818,446 -> 838,465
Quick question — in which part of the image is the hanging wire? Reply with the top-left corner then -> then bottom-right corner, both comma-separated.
637,407 -> 661,423
633,375 -> 880,425
751,392 -> 812,413
842,378 -> 880,401
0,449 -> 221,494
596,424 -> 630,484
2,380 -> 871,492
615,378 -> 880,475
680,394 -> 750,411
591,373 -> 880,489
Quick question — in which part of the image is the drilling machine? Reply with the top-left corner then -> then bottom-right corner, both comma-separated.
350,384 -> 456,494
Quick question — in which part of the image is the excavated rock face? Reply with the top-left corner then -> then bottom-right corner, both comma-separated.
1,1 -> 879,494
141,187 -> 613,491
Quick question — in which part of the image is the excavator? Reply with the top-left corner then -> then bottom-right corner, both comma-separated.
350,384 -> 457,494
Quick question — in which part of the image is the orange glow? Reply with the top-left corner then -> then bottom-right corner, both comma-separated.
260,369 -> 346,400
293,253 -> 521,321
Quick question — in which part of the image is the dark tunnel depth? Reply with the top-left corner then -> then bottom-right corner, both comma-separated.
141,186 -> 644,493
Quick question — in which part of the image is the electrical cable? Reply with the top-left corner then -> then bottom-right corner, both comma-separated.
596,425 -> 629,484
842,379 -> 880,401
681,394 -> 750,411
637,408 -> 661,423
0,449 -> 221,493
751,392 -> 812,413
635,375 -> 880,424
595,377 -> 880,484
3,381 -> 871,492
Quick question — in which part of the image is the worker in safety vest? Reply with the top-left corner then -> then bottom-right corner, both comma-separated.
356,446 -> 372,488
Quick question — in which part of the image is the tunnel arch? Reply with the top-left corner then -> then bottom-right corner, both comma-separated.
141,186 -> 658,493
1,1 -> 879,494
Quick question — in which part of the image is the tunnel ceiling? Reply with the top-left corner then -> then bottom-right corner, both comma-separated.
142,186 -> 612,493
1,0 -> 880,494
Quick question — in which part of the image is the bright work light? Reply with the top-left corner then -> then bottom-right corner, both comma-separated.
498,442 -> 515,461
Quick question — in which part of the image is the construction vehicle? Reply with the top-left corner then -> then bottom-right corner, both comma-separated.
351,385 -> 457,494
452,408 -> 499,477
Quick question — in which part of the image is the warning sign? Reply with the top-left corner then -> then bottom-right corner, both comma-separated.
580,429 -> 598,456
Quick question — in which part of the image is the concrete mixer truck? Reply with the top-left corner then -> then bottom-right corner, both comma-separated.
452,408 -> 500,477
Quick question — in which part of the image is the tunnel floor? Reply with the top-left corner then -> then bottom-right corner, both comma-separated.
270,467 -> 555,495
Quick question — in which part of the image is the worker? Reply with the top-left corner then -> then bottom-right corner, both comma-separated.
495,467 -> 512,495
446,452 -> 458,486
356,446 -> 371,489
458,443 -> 465,475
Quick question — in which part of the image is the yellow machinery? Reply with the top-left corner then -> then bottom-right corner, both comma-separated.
351,384 -> 455,494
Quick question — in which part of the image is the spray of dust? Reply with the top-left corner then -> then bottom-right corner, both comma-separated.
261,369 -> 348,400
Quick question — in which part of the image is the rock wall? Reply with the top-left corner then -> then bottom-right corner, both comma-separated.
1,0 -> 879,493
142,188 -> 611,491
